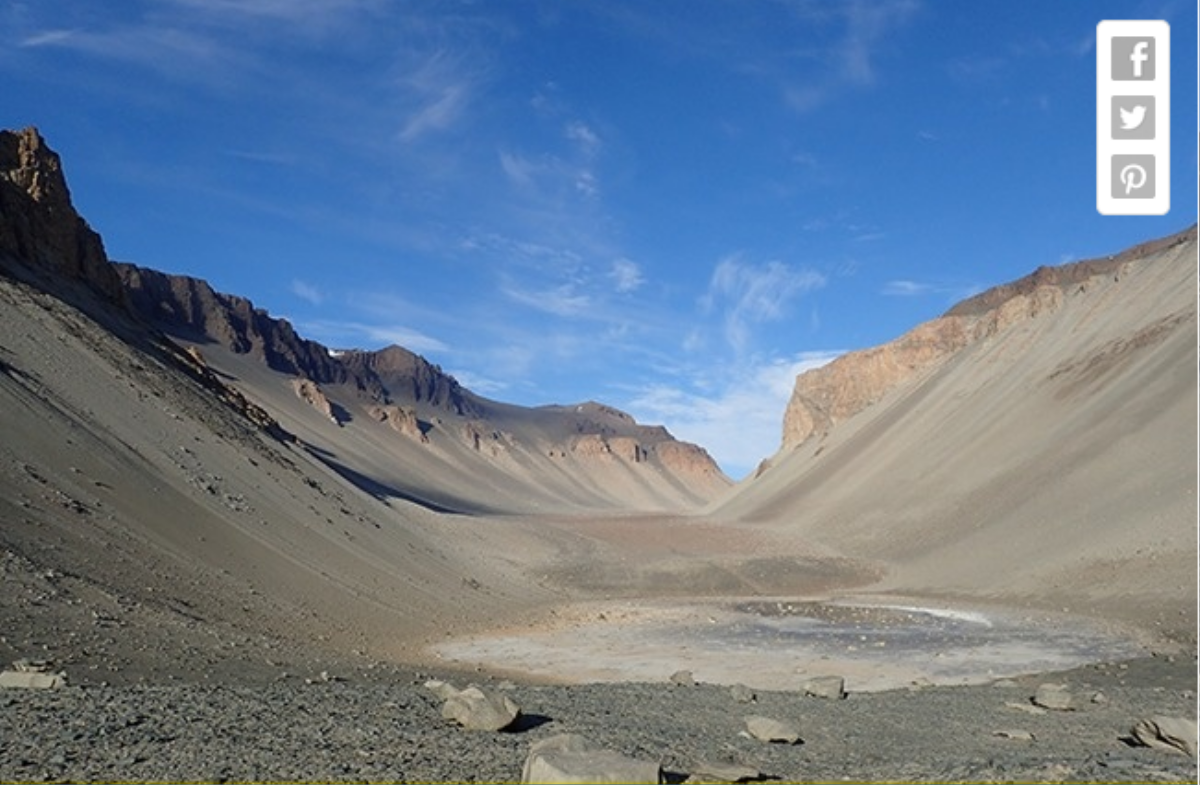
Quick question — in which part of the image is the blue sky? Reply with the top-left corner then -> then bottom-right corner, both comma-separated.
3,1 -> 1196,478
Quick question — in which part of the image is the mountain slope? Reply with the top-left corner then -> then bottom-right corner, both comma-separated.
0,124 -> 737,674
114,263 -> 729,514
713,226 -> 1198,638
0,127 -> 587,679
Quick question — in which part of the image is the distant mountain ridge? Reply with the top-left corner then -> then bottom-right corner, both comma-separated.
1,126 -> 729,513
776,225 -> 1198,456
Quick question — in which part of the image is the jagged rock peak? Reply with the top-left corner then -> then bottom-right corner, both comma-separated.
0,126 -> 123,302
339,345 -> 481,417
1,126 -> 72,211
115,263 -> 354,388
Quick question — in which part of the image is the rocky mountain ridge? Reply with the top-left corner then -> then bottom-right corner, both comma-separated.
778,225 -> 1198,453
114,261 -> 725,496
1,126 -> 728,511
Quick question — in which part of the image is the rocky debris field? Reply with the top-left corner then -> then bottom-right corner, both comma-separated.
0,654 -> 1194,783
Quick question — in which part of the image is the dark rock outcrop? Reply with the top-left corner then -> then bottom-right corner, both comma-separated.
0,127 -> 124,303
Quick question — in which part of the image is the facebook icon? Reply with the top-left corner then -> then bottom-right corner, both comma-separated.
1112,37 -> 1156,80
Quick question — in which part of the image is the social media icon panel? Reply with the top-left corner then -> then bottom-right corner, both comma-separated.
1097,21 -> 1168,216
1111,95 -> 1155,140
1111,37 -> 1156,80
1111,155 -> 1155,199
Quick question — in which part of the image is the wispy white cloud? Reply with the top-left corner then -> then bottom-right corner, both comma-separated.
784,84 -> 827,113
302,319 -> 448,354
160,0 -> 379,24
701,255 -> 826,352
498,142 -> 600,200
838,0 -> 921,85
503,283 -> 591,317
498,150 -> 537,187
464,231 -> 586,275
19,29 -> 76,47
565,121 -> 601,156
882,279 -> 932,296
446,369 -> 509,396
574,169 -> 598,197
791,151 -> 820,167
357,324 -> 449,354
626,351 -> 841,478
227,148 -> 297,166
397,51 -> 473,143
610,258 -> 644,293
774,0 -> 921,112
16,23 -> 232,75
290,279 -> 325,305
881,279 -> 984,302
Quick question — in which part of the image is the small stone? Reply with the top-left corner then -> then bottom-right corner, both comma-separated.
1090,691 -> 1108,704
729,683 -> 756,703
1005,701 -> 1046,715
801,675 -> 846,700
993,729 -> 1036,741
522,733 -> 661,784
670,669 -> 695,686
744,715 -> 801,744
1032,683 -> 1074,711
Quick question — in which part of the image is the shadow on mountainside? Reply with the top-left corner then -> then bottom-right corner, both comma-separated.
300,441 -> 494,516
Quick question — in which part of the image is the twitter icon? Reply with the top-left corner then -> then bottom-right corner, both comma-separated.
1111,95 -> 1155,139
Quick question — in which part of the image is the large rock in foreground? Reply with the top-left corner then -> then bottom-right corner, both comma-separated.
1132,716 -> 1198,756
440,685 -> 521,732
522,733 -> 662,784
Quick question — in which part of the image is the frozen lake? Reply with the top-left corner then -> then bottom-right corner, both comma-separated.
435,597 -> 1146,692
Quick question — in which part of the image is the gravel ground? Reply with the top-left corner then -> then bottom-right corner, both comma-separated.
0,654 -> 1194,783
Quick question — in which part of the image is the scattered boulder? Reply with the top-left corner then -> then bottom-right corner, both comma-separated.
0,659 -> 66,689
729,683 -> 756,703
670,669 -> 696,686
802,675 -> 846,700
0,670 -> 66,689
743,715 -> 801,744
441,684 -> 521,731
1005,701 -> 1047,715
521,733 -> 661,784
689,760 -> 762,783
1032,683 -> 1074,711
1131,716 -> 1198,757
